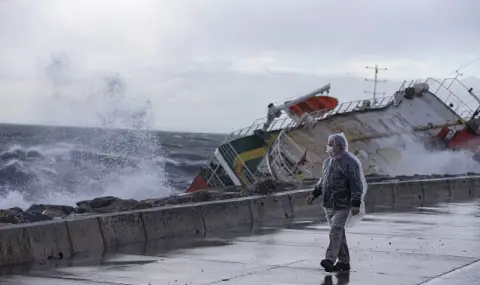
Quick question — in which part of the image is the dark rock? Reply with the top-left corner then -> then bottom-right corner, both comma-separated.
77,196 -> 121,209
42,209 -> 66,219
191,191 -> 213,202
26,204 -> 75,216
119,199 -> 139,207
0,209 -> 23,224
163,195 -> 193,205
25,204 -> 45,214
22,212 -> 52,223
76,205 -> 93,214
92,199 -> 139,213
245,179 -> 295,195
136,192 -> 217,209
132,202 -> 154,210
9,207 -> 23,213
90,196 -> 122,208
217,192 -> 244,200
139,198 -> 168,208
76,201 -> 90,208
219,186 -> 245,193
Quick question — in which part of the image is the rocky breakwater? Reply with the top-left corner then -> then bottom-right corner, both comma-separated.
0,179 -> 304,226
1,172 -> 478,227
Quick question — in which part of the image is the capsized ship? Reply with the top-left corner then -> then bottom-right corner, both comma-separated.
186,76 -> 480,193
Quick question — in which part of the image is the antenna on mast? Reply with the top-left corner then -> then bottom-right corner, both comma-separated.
364,65 -> 387,106
446,70 -> 463,89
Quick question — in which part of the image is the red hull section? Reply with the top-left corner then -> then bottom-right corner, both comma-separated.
448,128 -> 480,151
186,174 -> 209,193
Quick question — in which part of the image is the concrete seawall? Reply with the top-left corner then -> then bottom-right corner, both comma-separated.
0,175 -> 478,267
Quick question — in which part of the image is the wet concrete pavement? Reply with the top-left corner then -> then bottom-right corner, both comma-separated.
0,200 -> 479,284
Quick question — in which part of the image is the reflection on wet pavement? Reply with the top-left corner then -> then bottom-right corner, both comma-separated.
0,200 -> 479,284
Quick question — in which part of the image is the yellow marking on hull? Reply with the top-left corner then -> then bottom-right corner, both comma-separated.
234,147 -> 268,168
234,147 -> 268,184
231,133 -> 279,185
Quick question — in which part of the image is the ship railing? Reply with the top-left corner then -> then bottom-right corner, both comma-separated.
204,163 -> 226,188
268,128 -> 314,182
323,95 -> 394,118
288,95 -> 394,127
221,87 -> 396,145
221,114 -> 295,144
269,140 -> 292,181
424,77 -> 478,120
285,95 -> 396,132
281,132 -> 314,177
399,79 -> 420,92
200,140 -> 259,189
220,141 -> 257,185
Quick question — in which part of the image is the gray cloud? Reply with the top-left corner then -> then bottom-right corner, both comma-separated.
0,0 -> 479,133
170,0 -> 480,58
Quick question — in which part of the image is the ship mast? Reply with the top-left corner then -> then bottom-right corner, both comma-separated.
364,65 -> 387,106
447,70 -> 463,89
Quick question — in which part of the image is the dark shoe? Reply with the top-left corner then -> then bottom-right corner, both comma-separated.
320,259 -> 334,272
332,262 -> 350,271
321,275 -> 333,285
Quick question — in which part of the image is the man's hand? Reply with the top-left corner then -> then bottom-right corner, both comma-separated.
306,194 -> 316,205
351,206 -> 360,216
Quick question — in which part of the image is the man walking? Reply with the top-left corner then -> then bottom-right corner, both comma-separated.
307,134 -> 364,272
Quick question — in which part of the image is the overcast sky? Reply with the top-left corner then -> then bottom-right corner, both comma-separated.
1,0 -> 480,133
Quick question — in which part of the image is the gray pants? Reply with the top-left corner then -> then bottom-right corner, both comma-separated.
324,208 -> 350,263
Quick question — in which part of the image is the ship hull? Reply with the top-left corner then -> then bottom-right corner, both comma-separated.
186,78 -> 480,192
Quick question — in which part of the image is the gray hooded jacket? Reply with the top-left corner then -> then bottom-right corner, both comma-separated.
311,134 -> 363,210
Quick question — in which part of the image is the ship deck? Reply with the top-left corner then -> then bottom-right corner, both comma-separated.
1,198 -> 479,284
